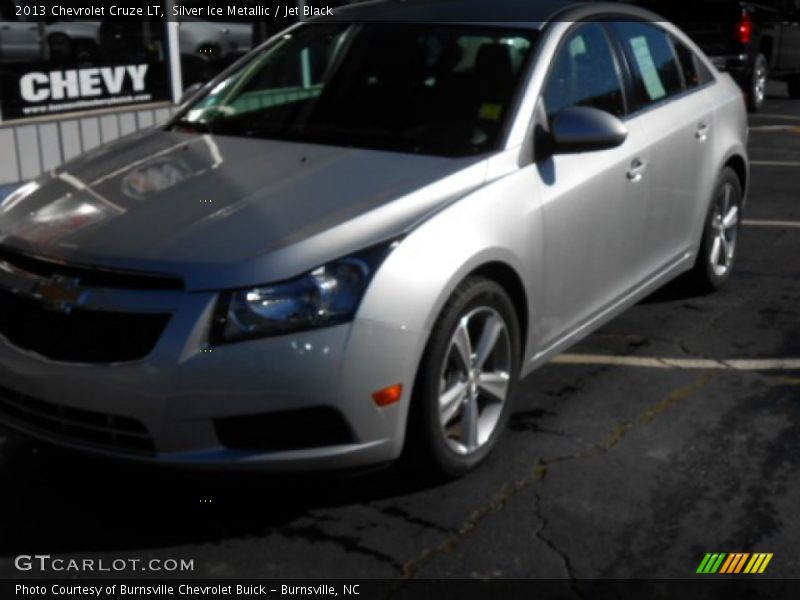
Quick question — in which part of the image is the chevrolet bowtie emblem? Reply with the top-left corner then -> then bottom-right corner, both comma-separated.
32,276 -> 86,314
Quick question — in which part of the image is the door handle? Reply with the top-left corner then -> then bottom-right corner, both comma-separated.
626,158 -> 647,182
696,122 -> 710,141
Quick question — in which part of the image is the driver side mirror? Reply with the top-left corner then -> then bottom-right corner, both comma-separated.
550,106 -> 628,154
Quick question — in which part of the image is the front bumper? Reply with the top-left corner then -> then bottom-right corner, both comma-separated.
0,285 -> 423,470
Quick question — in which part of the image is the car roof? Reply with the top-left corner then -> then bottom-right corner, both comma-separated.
330,0 -> 658,28
334,0 -> 582,27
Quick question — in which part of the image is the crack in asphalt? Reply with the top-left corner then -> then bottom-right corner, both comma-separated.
400,468 -> 548,579
281,523 -> 403,571
400,372 -> 715,579
532,485 -> 575,579
532,484 -> 589,600
679,340 -> 704,360
378,505 -> 454,534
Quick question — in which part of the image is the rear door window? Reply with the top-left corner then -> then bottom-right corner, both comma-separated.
610,21 -> 683,111
672,37 -> 701,90
672,38 -> 715,86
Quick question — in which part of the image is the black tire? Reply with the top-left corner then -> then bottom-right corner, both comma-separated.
746,54 -> 768,113
787,74 -> 800,99
686,167 -> 743,294
405,277 -> 521,479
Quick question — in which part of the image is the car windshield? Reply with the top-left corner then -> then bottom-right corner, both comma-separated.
171,23 -> 538,157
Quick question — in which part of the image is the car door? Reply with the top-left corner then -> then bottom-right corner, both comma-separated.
609,21 -> 716,268
533,22 -> 653,349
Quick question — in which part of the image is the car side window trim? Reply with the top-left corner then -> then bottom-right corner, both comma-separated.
667,33 -> 690,92
620,74 -> 717,121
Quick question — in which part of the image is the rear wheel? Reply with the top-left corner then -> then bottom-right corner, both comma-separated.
686,167 -> 742,293
746,54 -> 768,113
406,277 -> 521,479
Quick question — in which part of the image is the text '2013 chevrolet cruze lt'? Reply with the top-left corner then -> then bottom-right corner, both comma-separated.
0,1 -> 748,477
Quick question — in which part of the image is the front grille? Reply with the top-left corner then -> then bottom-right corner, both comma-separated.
0,384 -> 155,455
0,245 -> 184,290
0,287 -> 170,363
214,407 -> 356,451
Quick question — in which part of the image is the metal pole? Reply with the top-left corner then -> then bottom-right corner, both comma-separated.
164,0 -> 183,103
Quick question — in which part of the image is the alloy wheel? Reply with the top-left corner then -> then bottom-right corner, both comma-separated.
753,62 -> 767,107
709,182 -> 739,278
437,307 -> 512,455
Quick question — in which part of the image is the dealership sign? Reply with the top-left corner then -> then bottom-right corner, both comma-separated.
20,65 -> 148,102
1,62 -> 170,121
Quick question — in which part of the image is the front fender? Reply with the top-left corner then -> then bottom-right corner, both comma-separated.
351,163 -> 544,401
337,168 -> 543,455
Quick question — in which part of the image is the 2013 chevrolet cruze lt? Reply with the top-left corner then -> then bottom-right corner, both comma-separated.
0,1 -> 748,477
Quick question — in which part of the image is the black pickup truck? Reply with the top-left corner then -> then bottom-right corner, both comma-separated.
636,0 -> 800,111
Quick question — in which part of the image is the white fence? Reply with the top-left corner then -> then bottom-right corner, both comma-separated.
0,104 -> 177,186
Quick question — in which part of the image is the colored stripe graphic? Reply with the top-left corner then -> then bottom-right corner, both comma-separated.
744,553 -> 774,574
724,553 -> 749,574
719,554 -> 736,573
699,553 -> 774,574
697,553 -> 726,574
696,554 -> 713,573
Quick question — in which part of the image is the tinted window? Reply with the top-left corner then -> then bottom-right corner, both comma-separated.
672,37 -> 700,89
695,53 -> 715,86
542,23 -> 625,121
176,24 -> 537,157
611,22 -> 683,109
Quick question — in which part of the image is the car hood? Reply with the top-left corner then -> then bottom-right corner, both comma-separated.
0,130 -> 488,290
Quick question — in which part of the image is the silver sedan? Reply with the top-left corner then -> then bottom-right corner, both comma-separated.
0,0 -> 748,477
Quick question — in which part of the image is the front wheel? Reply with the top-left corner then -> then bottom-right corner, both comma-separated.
686,167 -> 743,294
405,277 -> 521,479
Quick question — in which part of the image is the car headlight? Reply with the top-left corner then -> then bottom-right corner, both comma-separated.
210,241 -> 398,344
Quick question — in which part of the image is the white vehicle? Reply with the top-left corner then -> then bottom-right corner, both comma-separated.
0,0 -> 43,63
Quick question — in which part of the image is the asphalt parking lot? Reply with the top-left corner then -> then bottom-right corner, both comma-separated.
1,84 -> 799,582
